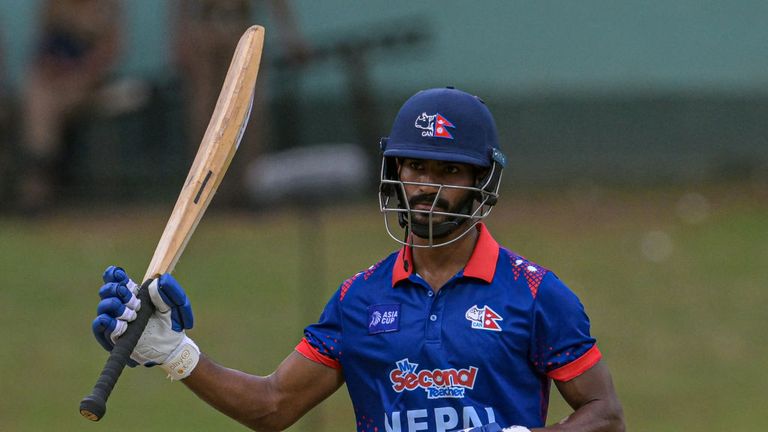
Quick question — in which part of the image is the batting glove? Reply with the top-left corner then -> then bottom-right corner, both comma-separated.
457,424 -> 531,432
91,266 -> 200,380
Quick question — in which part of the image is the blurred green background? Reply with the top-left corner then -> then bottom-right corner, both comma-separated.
1,185 -> 767,431
1,1 -> 768,431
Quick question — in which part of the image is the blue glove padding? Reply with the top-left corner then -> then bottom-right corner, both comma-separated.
155,273 -> 194,332
91,266 -> 194,367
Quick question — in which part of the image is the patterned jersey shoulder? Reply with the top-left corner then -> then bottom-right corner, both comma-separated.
338,251 -> 397,302
499,247 -> 552,299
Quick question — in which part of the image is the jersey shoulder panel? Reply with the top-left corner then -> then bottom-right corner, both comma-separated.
500,247 -> 551,299
338,251 -> 398,301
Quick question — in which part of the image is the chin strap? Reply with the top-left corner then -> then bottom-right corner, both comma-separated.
410,216 -> 464,239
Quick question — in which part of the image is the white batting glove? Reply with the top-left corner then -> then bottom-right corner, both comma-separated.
93,267 -> 200,380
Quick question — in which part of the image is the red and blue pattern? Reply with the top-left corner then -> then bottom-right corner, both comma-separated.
296,224 -> 600,431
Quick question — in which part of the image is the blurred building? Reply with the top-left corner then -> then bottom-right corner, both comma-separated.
0,0 -> 766,203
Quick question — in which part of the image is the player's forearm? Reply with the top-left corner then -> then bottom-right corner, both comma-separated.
182,355 -> 291,431
535,398 -> 625,432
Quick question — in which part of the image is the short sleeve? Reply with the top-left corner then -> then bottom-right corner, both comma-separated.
529,273 -> 601,381
295,288 -> 343,369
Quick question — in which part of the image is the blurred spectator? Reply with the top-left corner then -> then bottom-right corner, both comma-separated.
17,0 -> 121,213
172,0 -> 308,205
0,21 -> 10,204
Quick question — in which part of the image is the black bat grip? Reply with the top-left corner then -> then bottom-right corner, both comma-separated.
80,279 -> 156,421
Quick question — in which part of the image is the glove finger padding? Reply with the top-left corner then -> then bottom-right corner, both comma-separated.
96,297 -> 138,323
92,314 -> 119,351
102,265 -> 129,284
102,265 -> 140,305
150,273 -> 194,331
91,314 -> 138,367
98,282 -> 140,311
94,275 -> 140,348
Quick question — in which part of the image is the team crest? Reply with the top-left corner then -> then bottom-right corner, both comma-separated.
465,305 -> 503,331
414,112 -> 455,139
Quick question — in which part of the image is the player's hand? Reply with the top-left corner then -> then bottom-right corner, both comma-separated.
91,266 -> 200,380
456,424 -> 531,432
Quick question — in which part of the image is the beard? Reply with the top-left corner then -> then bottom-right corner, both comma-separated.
406,192 -> 475,239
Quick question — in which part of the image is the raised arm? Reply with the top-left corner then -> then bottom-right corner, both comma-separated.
183,352 -> 344,431
91,266 -> 343,431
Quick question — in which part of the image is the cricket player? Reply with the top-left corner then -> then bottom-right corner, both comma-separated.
92,87 -> 625,431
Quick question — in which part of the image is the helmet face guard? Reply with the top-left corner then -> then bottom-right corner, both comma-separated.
378,154 -> 504,248
378,87 -> 507,248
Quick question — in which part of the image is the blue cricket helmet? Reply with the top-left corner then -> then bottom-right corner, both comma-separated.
381,87 -> 506,168
379,87 -> 507,248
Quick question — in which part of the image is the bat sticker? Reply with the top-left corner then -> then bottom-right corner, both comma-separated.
194,170 -> 213,204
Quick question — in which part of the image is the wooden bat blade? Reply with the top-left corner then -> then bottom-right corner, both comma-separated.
144,25 -> 264,281
79,25 -> 265,422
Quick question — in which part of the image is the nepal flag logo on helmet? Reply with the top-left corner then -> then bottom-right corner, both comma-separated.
414,112 -> 455,139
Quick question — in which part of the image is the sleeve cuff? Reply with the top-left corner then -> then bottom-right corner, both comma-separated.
295,338 -> 342,370
547,344 -> 602,382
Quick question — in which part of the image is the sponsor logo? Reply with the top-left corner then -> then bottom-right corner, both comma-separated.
465,305 -> 503,331
389,358 -> 478,399
369,304 -> 400,334
414,112 -> 455,139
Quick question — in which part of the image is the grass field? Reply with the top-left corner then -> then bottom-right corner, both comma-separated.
1,182 -> 766,431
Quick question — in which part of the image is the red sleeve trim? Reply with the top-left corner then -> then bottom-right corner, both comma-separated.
547,345 -> 602,382
295,338 -> 342,370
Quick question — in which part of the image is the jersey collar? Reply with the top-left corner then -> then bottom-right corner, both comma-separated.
392,223 -> 500,287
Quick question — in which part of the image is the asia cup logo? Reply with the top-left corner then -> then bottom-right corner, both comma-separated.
369,311 -> 382,327
368,304 -> 400,334
465,305 -> 503,331
414,112 -> 455,139
389,358 -> 478,399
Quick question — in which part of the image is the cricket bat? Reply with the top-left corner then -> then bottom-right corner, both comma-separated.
79,25 -> 265,422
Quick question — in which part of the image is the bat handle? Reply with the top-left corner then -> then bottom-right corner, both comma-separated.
79,279 -> 156,421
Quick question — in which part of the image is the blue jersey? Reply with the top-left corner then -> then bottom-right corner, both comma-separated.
296,224 -> 601,432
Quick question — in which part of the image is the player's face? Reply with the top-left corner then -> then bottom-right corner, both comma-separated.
397,158 -> 477,226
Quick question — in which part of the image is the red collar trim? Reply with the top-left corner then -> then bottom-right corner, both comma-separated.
391,223 -> 500,287
462,223 -> 500,282
392,241 -> 414,286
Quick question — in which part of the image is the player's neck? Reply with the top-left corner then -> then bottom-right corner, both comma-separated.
410,226 -> 479,293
